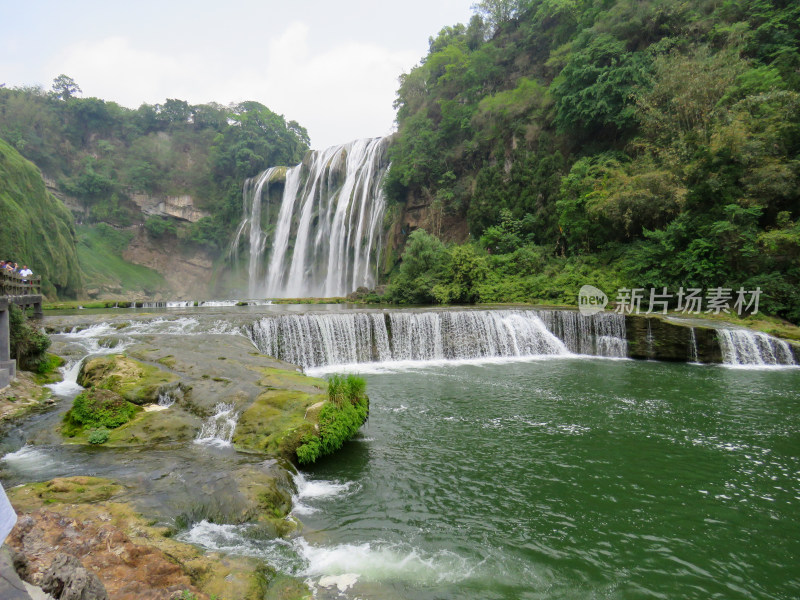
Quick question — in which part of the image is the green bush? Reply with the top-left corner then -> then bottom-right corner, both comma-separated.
8,304 -> 51,371
62,387 -> 140,437
296,375 -> 369,464
88,427 -> 110,445
144,216 -> 178,238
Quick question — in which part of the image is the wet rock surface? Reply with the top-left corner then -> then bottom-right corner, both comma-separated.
40,554 -> 108,600
4,476 -> 281,600
2,314 -> 328,600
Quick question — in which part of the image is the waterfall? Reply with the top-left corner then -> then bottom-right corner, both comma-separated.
195,402 -> 239,446
229,167 -> 282,298
232,137 -> 390,298
717,329 -> 796,366
158,383 -> 183,408
689,328 -> 699,363
246,309 -> 627,369
537,311 -> 627,358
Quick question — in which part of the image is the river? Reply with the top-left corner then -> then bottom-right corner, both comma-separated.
2,305 -> 798,599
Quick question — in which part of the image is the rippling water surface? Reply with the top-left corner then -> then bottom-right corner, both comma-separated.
299,359 -> 800,599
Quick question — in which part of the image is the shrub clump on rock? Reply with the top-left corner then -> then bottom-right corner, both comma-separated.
295,374 -> 369,465
62,388 -> 141,440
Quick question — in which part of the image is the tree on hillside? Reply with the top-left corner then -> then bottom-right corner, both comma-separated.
471,0 -> 526,34
51,74 -> 82,101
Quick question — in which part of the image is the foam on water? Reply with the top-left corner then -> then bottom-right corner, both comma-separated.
292,473 -> 355,515
177,520 -> 478,592
1,446 -> 75,479
296,538 -> 478,585
177,520 -> 303,572
305,353 -> 596,377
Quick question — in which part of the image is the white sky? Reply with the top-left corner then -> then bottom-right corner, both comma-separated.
0,0 -> 474,150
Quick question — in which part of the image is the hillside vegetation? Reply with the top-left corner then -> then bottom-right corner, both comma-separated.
0,81 -> 310,252
386,0 -> 800,322
0,137 -> 82,297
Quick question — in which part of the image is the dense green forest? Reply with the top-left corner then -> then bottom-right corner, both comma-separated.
386,0 -> 800,322
0,78 -> 309,252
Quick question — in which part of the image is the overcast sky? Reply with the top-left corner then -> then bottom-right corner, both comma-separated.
0,0 -> 474,150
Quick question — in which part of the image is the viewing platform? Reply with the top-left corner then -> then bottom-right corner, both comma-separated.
1,271 -> 44,389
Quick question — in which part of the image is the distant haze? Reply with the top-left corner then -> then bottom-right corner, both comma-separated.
0,0 -> 473,150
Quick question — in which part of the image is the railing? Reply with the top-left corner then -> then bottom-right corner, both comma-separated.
0,270 -> 42,296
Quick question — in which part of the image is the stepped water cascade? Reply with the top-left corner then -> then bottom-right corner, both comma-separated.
231,137 -> 390,298
717,328 -> 796,366
246,309 -> 627,369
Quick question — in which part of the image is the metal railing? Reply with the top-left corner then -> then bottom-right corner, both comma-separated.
0,270 -> 42,297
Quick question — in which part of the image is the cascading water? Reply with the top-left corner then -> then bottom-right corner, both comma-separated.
717,329 -> 796,366
689,328 -> 699,363
195,402 -> 239,446
246,309 -> 626,369
230,168 -> 282,298
537,310 -> 628,358
158,383 -> 183,408
231,137 -> 390,298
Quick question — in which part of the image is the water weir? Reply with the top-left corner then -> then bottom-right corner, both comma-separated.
717,328 -> 796,366
231,137 -> 390,298
246,309 -> 627,369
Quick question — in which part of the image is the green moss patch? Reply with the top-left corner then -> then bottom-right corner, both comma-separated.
103,408 -> 197,446
78,354 -> 179,405
33,353 -> 65,385
256,367 -> 326,393
8,476 -> 122,508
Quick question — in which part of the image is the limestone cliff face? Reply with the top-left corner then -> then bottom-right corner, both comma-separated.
383,190 -> 470,275
129,193 -> 210,223
123,229 -> 214,298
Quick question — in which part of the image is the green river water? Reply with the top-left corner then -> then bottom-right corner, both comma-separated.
297,358 -> 800,599
1,310 -> 798,599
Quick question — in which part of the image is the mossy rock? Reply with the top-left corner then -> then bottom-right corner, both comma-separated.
102,408 -> 198,446
7,476 -> 122,509
295,396 -> 369,465
256,367 -> 326,394
62,387 -> 142,437
78,354 -> 179,405
232,390 -> 323,458
626,316 -> 723,363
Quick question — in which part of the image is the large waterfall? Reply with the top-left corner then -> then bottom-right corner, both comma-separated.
246,309 -> 627,369
231,137 -> 390,298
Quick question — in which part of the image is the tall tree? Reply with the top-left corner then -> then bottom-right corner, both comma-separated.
51,74 -> 82,101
